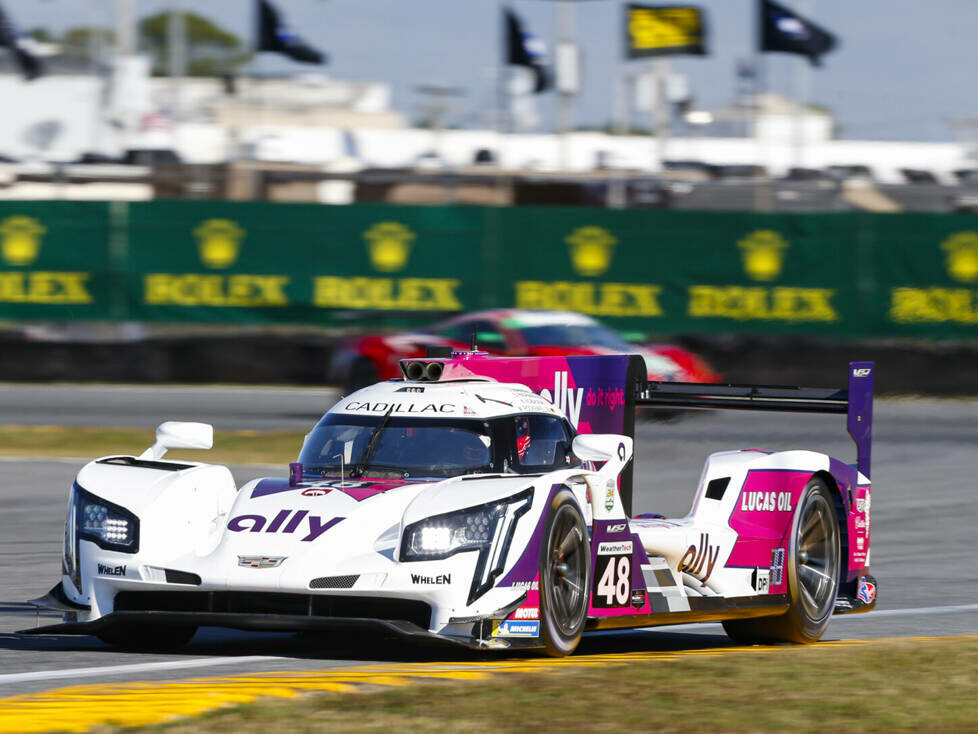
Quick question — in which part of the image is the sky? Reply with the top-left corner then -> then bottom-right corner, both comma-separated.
7,0 -> 978,142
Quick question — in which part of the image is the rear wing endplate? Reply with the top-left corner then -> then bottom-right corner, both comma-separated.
634,361 -> 874,480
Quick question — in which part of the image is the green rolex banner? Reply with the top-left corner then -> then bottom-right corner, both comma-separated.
625,4 -> 708,58
0,202 -> 113,319
124,201 -> 484,323
0,200 -> 977,340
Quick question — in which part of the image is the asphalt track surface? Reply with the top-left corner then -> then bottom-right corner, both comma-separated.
1,385 -> 977,702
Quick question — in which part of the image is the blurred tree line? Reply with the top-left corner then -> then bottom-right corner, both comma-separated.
29,12 -> 251,76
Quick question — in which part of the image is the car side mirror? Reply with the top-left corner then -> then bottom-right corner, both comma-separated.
573,434 -> 634,520
140,421 -> 214,460
572,434 -> 633,479
572,434 -> 628,463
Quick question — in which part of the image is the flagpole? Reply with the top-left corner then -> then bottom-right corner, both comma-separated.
496,0 -> 507,149
168,0 -> 186,123
753,0 -> 771,212
652,57 -> 670,171
554,0 -> 576,169
250,0 -> 261,162
115,0 -> 134,56
794,0 -> 813,171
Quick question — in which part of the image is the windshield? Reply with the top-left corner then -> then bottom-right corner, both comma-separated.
520,323 -> 632,351
298,414 -> 494,479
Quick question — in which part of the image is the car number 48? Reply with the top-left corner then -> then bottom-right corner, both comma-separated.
595,554 -> 631,607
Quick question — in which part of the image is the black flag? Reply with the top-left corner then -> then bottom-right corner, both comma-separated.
760,0 -> 836,66
257,0 -> 326,64
505,9 -> 549,94
0,2 -> 42,81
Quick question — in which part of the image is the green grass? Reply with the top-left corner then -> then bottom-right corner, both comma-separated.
0,425 -> 305,465
111,636 -> 978,734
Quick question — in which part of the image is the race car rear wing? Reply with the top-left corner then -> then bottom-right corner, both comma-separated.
634,360 -> 874,482
400,353 -> 873,515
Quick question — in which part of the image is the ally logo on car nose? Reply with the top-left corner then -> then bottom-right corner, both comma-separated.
228,510 -> 344,542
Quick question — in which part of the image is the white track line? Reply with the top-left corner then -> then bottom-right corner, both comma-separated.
836,603 -> 978,620
588,603 -> 978,635
0,655 -> 285,686
6,603 -> 978,686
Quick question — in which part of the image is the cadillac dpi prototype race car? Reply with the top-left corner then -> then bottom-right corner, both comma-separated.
25,353 -> 877,656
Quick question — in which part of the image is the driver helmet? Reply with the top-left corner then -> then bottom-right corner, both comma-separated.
515,416 -> 531,460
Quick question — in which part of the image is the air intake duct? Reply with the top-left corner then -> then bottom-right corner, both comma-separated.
404,361 -> 426,381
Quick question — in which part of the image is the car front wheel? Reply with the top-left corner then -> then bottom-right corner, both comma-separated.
538,489 -> 590,656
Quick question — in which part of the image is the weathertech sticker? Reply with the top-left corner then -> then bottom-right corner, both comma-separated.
597,541 -> 633,555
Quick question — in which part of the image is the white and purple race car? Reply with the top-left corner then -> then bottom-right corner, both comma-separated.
25,353 -> 876,656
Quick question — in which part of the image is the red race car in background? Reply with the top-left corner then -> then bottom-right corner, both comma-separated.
329,309 -> 722,392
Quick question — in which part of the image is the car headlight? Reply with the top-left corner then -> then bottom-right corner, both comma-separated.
71,484 -> 140,553
400,488 -> 533,603
403,505 -> 501,560
64,484 -> 139,593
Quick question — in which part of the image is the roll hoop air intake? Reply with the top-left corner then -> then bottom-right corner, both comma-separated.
401,360 -> 444,382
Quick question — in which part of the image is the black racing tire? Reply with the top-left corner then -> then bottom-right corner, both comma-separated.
723,476 -> 840,644
538,489 -> 590,657
345,358 -> 380,394
96,624 -> 198,650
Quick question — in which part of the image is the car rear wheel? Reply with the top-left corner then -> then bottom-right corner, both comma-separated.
723,476 -> 840,644
539,489 -> 590,657
97,624 -> 198,650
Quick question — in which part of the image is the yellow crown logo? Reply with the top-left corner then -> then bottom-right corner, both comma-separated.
364,222 -> 415,272
566,226 -> 617,277
738,230 -> 790,281
0,216 -> 46,266
941,231 -> 978,283
194,219 -> 245,269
